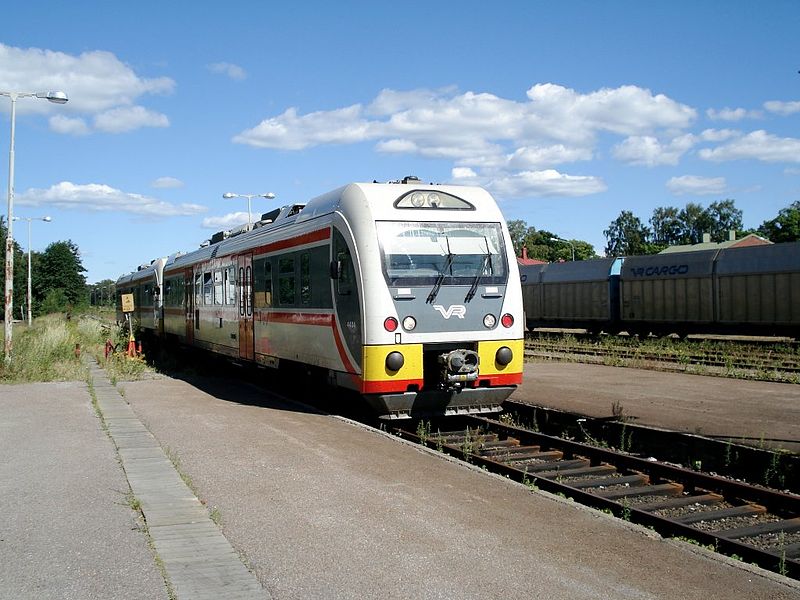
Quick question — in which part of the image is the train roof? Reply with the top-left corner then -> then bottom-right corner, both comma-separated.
620,249 -> 719,278
540,257 -> 618,283
715,240 -> 800,275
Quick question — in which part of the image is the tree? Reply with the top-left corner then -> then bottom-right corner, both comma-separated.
506,219 -> 530,257
759,201 -> 800,243
604,211 -> 651,256
650,206 -> 682,247
677,202 -> 715,244
33,240 -> 87,314
705,199 -> 743,242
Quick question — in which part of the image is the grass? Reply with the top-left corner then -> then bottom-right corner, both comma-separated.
0,312 -> 154,383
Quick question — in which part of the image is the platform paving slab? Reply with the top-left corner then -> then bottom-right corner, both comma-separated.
121,373 -> 800,600
0,381 -> 166,600
85,360 -> 268,600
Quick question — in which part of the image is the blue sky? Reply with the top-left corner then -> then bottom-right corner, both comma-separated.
1,1 -> 799,283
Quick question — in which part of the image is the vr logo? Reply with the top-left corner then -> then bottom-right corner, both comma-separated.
433,304 -> 467,319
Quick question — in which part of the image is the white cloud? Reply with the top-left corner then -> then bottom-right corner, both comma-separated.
706,107 -> 761,121
612,134 -> 696,166
666,175 -> 727,196
151,176 -> 184,189
450,167 -> 478,180
49,114 -> 90,136
507,145 -> 593,169
0,43 -> 174,133
699,130 -> 800,163
764,100 -> 800,115
16,182 -> 207,217
201,212 -> 250,229
207,62 -> 247,81
699,128 -> 740,142
94,106 -> 169,133
487,169 -> 607,198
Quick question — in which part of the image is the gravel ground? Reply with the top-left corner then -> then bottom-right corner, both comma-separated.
0,382 -> 167,600
118,374 -> 800,600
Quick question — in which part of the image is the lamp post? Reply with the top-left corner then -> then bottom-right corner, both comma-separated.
222,191 -> 276,229
2,89 -> 68,364
12,215 -> 51,326
549,236 -> 576,261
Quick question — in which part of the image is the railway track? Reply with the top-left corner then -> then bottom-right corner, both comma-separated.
391,416 -> 800,579
525,337 -> 800,380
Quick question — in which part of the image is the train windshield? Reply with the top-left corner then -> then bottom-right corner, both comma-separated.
377,221 -> 507,286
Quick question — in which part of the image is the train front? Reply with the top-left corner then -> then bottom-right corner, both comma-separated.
343,182 -> 524,419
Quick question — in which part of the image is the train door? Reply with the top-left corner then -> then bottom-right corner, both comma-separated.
184,268 -> 194,344
238,253 -> 254,360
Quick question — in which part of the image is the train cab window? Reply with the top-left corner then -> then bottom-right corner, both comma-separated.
300,254 -> 311,305
203,272 -> 213,305
164,280 -> 172,305
213,270 -> 223,305
333,230 -> 355,296
225,266 -> 236,305
278,257 -> 295,305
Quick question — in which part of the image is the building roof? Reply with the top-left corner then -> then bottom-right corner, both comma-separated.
659,233 -> 771,254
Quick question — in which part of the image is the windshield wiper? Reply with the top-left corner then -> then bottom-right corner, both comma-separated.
465,238 -> 491,303
426,237 -> 454,304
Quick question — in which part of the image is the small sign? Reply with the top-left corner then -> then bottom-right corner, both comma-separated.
121,293 -> 135,313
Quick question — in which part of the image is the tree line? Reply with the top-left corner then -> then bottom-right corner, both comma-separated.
1,217 -> 87,319
509,199 -> 800,260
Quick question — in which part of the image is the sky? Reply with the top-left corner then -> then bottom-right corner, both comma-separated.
1,1 -> 799,283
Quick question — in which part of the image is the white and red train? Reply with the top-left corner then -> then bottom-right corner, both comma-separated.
117,178 -> 524,418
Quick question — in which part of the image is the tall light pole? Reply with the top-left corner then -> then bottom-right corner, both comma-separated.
2,90 -> 68,364
222,192 -> 276,229
549,236 -> 575,261
12,215 -> 51,326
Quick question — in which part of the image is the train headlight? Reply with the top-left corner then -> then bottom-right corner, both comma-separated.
427,192 -> 441,207
384,317 -> 398,332
501,313 -> 514,328
483,314 -> 497,329
495,346 -> 513,366
410,192 -> 426,207
386,351 -> 405,371
402,316 -> 417,331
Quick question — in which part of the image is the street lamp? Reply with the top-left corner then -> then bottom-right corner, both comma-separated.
222,191 -> 276,229
12,215 -> 51,326
549,236 -> 575,261
2,89 -> 68,364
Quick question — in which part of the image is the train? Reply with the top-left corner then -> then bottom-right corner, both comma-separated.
116,178 -> 525,419
520,241 -> 800,339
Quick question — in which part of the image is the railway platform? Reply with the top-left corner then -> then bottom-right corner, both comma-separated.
3,362 -> 796,599
510,362 -> 800,453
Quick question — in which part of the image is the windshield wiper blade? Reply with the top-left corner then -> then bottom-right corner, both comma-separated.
426,238 -> 454,304
465,237 -> 491,303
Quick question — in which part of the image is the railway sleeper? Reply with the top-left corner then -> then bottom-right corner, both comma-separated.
638,492 -> 723,512
568,473 -> 649,490
481,444 -> 542,457
519,458 -> 590,473
675,503 -> 766,525
433,432 -> 497,444
535,464 -> 617,479
501,450 -> 564,463
719,516 -> 800,540
596,482 -> 684,500
479,439 -> 522,450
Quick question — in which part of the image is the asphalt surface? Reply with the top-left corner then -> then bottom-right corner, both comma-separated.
0,381 -> 166,599
118,373 -> 799,600
2,366 -> 799,599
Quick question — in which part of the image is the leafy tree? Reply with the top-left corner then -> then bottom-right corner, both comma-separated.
705,199 -> 743,242
759,201 -> 800,243
650,206 -> 683,246
677,202 -> 715,244
604,211 -> 652,256
33,240 -> 87,315
507,219 -> 530,257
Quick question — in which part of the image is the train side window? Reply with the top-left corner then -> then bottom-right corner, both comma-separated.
300,254 -> 311,305
203,272 -> 213,306
214,270 -> 223,305
195,273 -> 203,306
264,261 -> 273,307
225,266 -> 236,305
336,246 -> 354,296
279,257 -> 295,306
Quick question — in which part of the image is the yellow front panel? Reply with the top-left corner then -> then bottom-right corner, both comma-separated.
362,344 -> 423,382
478,339 -> 525,375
